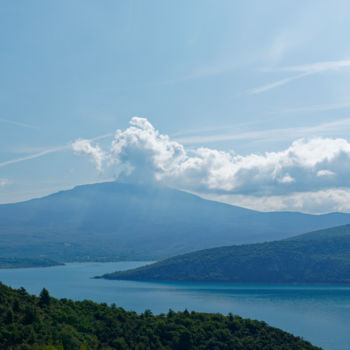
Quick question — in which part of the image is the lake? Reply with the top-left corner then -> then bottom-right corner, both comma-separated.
0,261 -> 349,350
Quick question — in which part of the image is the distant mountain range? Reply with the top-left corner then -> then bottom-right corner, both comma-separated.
1,181 -> 350,262
102,224 -> 350,283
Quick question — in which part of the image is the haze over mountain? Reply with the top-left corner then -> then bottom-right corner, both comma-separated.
1,181 -> 350,262
102,224 -> 350,283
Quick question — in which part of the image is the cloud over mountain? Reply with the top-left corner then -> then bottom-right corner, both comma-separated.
72,139 -> 106,172
72,117 -> 350,212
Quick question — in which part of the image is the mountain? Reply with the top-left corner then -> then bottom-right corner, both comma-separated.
0,282 -> 320,350
1,181 -> 350,261
102,224 -> 350,283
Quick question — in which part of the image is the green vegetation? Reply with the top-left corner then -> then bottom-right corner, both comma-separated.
0,282 -> 320,350
0,258 -> 62,269
102,224 -> 350,283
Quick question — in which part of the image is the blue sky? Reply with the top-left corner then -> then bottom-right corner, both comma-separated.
1,0 -> 350,213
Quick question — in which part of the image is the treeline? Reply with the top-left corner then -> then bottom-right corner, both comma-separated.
0,282 -> 321,350
103,225 -> 350,283
0,258 -> 62,269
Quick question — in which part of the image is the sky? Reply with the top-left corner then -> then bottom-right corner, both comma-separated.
1,0 -> 350,213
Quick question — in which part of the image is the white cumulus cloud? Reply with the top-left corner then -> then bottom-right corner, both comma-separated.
317,169 -> 336,177
72,117 -> 350,212
279,174 -> 295,184
108,117 -> 187,183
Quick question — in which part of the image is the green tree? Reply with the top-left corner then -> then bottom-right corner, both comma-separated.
177,330 -> 193,350
4,310 -> 13,324
39,288 -> 50,307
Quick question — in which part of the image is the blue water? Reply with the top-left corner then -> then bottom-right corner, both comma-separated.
0,262 -> 349,350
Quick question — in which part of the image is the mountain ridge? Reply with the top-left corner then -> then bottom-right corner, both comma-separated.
101,224 -> 350,283
1,181 -> 350,261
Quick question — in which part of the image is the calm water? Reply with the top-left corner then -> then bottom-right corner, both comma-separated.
0,262 -> 349,350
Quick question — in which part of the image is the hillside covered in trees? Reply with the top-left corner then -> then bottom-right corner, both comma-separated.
102,224 -> 350,283
0,282 -> 321,350
0,258 -> 62,269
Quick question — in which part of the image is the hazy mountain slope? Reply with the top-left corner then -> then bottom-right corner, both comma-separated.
102,224 -> 350,283
0,181 -> 350,261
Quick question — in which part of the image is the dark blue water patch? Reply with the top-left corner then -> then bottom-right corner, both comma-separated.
0,262 -> 349,350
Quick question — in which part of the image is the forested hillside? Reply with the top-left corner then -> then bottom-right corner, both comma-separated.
0,282 -> 320,350
0,258 -> 62,269
103,224 -> 350,283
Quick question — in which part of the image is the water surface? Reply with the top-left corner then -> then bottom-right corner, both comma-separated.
0,262 -> 349,350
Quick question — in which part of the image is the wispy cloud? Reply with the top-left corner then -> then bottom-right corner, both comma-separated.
278,101 -> 350,114
156,61 -> 238,87
279,59 -> 350,73
0,118 -> 38,129
0,146 -> 69,168
0,178 -> 10,187
249,59 -> 350,94
0,133 -> 113,169
172,121 -> 261,139
248,72 -> 309,94
175,118 -> 350,145
172,125 -> 239,138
